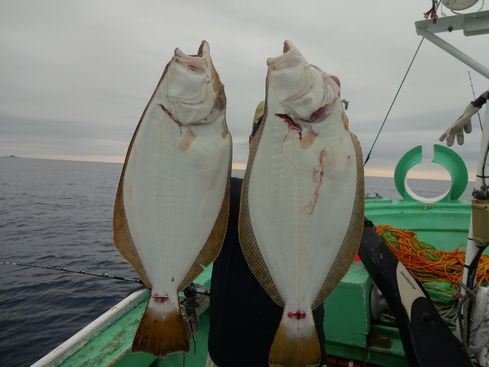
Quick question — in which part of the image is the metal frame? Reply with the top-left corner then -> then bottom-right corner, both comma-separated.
416,8 -> 489,347
415,10 -> 489,78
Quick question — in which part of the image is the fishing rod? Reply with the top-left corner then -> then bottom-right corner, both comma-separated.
1,260 -> 211,297
1,260 -> 143,284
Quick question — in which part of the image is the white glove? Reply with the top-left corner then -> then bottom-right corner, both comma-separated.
439,104 -> 479,146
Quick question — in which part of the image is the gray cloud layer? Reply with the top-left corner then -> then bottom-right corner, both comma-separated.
0,0 -> 487,175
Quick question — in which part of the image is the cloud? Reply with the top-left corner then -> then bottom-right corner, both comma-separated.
0,111 -> 129,157
0,0 -> 487,178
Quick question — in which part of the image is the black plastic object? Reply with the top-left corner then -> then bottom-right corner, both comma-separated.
359,220 -> 472,367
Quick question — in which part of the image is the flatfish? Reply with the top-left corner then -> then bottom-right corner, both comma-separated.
113,41 -> 231,356
239,41 -> 364,367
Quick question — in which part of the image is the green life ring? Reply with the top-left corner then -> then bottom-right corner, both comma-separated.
394,144 -> 468,203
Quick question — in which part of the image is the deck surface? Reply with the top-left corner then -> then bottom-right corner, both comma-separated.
59,198 -> 471,367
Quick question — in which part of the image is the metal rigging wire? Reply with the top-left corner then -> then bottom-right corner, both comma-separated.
364,1 -> 442,166
364,37 -> 425,166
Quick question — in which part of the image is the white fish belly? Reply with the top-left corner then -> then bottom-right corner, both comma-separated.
123,106 -> 231,296
248,112 -> 357,309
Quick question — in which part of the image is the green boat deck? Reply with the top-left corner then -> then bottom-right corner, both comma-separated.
56,145 -> 474,366
57,197 -> 471,367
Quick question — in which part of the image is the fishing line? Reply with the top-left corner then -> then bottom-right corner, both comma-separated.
363,37 -> 425,165
1,260 -> 143,284
364,1 -> 441,166
376,225 -> 489,292
2,260 -> 212,297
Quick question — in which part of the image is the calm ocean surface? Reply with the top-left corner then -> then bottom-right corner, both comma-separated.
0,157 -> 473,366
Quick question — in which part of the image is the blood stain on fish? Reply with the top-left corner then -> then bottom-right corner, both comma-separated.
158,103 -> 196,150
276,113 -> 302,140
159,104 -> 183,134
152,294 -> 169,304
287,311 -> 306,320
305,149 -> 326,215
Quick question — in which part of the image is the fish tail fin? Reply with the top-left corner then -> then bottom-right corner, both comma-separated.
269,310 -> 321,367
132,297 -> 189,356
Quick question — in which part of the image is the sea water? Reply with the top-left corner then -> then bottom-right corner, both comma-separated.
0,157 -> 473,366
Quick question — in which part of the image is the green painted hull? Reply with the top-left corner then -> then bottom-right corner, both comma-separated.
55,197 -> 470,367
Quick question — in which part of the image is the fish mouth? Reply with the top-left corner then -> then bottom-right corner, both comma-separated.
283,40 -> 292,53
266,40 -> 303,71
173,40 -> 209,71
169,42 -> 210,105
267,40 -> 339,123
162,41 -> 220,125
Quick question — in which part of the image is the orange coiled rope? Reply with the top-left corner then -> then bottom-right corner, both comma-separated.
375,224 -> 489,299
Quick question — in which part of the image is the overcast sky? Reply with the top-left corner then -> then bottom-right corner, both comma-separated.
0,0 -> 488,179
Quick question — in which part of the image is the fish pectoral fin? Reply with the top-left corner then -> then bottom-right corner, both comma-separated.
132,298 -> 189,356
178,128 -> 196,151
269,312 -> 321,367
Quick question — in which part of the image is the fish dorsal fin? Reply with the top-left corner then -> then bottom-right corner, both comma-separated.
113,59 -> 173,289
238,101 -> 284,307
178,162 -> 231,292
312,132 -> 365,308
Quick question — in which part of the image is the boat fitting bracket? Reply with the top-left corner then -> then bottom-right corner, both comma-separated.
415,10 -> 489,79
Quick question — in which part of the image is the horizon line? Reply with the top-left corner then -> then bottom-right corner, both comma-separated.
4,154 -> 475,181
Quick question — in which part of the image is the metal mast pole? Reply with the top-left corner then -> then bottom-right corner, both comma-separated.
415,9 -> 489,346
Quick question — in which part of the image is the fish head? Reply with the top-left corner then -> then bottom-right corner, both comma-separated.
267,40 -> 342,125
160,41 -> 225,125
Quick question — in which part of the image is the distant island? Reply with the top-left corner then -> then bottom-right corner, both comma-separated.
3,155 -> 21,158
